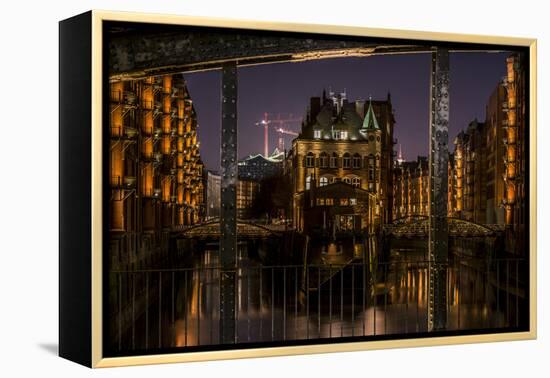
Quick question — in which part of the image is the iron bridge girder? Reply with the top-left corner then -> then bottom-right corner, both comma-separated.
108,26 -> 436,79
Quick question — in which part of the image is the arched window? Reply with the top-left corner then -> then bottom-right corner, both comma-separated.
343,153 -> 351,169
305,152 -> 315,168
352,177 -> 361,187
343,177 -> 352,185
330,153 -> 338,168
352,153 -> 361,169
320,152 -> 328,168
305,175 -> 312,190
320,176 -> 328,187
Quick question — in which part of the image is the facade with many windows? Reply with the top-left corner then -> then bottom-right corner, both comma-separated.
234,148 -> 285,220
108,73 -> 205,270
286,90 -> 395,233
238,148 -> 284,181
393,156 -> 429,219
484,82 -> 508,225
452,120 -> 488,224
503,54 -> 527,231
236,180 -> 260,219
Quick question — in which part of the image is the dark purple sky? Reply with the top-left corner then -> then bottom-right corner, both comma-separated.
184,52 -> 510,171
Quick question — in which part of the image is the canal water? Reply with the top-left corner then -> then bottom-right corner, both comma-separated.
109,239 -> 526,354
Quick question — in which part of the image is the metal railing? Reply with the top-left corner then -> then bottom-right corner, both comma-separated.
108,257 -> 526,353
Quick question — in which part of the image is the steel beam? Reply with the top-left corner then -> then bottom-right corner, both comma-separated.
219,63 -> 238,343
108,27 -> 432,80
428,48 -> 450,331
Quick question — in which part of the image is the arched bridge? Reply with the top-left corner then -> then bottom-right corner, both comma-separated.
383,215 -> 505,238
172,219 -> 284,240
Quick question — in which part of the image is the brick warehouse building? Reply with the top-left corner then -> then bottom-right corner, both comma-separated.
393,156 -> 429,219
109,74 -> 205,270
391,53 -> 527,240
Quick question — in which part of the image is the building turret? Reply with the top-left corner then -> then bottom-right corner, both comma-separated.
361,97 -> 380,131
361,97 -> 382,150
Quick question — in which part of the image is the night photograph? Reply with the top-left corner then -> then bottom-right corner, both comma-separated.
104,21 -> 529,356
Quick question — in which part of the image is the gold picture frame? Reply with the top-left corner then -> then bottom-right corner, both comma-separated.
59,10 -> 537,368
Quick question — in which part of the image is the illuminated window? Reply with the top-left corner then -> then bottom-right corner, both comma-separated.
343,153 -> 351,169
352,177 -> 361,187
332,130 -> 341,140
320,176 -> 328,187
317,198 -> 325,206
314,129 -> 321,139
341,131 -> 348,140
306,175 -> 312,190
326,198 -> 334,206
350,198 -> 357,205
340,198 -> 349,206
305,153 -> 315,167
339,215 -> 354,230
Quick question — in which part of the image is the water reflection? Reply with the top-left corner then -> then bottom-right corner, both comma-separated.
110,240 -> 525,353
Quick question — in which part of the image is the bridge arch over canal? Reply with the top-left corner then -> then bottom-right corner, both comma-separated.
383,215 -> 503,238
173,219 -> 283,240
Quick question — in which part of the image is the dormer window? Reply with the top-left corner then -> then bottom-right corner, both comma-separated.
313,129 -> 321,139
332,130 -> 348,140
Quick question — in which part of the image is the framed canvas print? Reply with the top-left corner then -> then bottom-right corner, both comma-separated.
59,10 -> 537,368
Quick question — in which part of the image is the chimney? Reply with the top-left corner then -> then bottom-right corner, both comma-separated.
355,100 -> 365,118
310,97 -> 321,122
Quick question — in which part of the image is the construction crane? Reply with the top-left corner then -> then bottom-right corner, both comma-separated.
255,112 -> 302,156
275,127 -> 298,151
